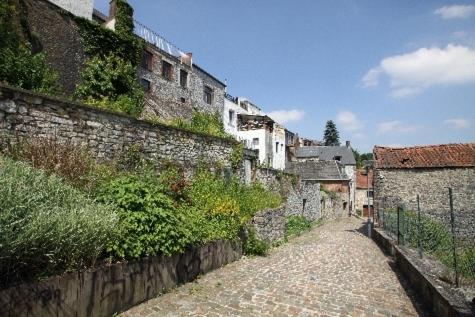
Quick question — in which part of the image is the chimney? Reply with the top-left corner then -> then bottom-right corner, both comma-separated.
109,0 -> 117,20
180,52 -> 193,67
103,0 -> 117,30
346,141 -> 351,148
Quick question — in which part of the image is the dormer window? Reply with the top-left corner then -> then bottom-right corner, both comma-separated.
334,156 -> 341,162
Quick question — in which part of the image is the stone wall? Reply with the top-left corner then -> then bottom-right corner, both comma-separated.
321,191 -> 345,221
251,205 -> 286,243
374,168 -> 475,239
0,84 -> 235,171
0,240 -> 242,317
286,180 -> 321,221
23,0 -> 86,94
254,167 -> 296,198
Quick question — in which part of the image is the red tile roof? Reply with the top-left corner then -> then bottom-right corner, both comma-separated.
356,169 -> 373,188
373,143 -> 475,169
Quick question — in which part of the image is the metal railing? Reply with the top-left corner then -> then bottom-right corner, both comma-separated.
378,189 -> 475,288
134,20 -> 184,58
225,93 -> 238,104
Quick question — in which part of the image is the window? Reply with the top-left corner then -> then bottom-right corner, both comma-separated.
367,190 -> 374,198
275,142 -> 279,153
204,86 -> 213,104
140,78 -> 151,92
252,138 -> 259,147
228,110 -> 235,125
180,69 -> 188,88
141,50 -> 153,71
162,60 -> 173,80
334,156 -> 341,162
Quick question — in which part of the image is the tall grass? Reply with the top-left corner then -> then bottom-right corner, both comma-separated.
0,156 -> 118,286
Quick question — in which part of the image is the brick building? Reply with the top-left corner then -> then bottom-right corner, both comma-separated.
373,143 -> 475,238
355,169 -> 373,217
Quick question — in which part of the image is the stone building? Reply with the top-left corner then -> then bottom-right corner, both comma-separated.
373,143 -> 475,239
355,169 -> 373,217
287,160 -> 351,215
99,2 -> 226,121
295,143 -> 356,213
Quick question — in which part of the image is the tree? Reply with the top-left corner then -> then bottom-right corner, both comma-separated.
323,120 -> 340,146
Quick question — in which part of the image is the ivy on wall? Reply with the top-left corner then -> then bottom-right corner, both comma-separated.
0,0 -> 58,93
75,0 -> 145,117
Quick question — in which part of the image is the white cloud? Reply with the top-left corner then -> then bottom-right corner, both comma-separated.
434,5 -> 475,19
267,109 -> 304,124
336,110 -> 363,131
363,44 -> 475,97
362,68 -> 382,87
444,118 -> 471,129
377,121 -> 418,134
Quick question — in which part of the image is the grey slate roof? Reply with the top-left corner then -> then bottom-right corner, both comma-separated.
286,161 -> 349,181
295,146 -> 356,165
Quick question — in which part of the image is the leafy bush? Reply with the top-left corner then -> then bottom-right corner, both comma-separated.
0,156 -> 118,285
97,173 -> 192,258
285,215 -> 313,238
243,229 -> 269,256
75,54 -> 144,117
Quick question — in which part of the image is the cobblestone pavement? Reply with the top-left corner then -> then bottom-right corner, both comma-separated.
122,217 -> 428,317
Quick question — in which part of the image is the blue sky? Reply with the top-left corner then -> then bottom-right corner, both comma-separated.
95,0 -> 475,153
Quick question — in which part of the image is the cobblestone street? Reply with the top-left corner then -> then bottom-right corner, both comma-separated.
122,217 -> 427,317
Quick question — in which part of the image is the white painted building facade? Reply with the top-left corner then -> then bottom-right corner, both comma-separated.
223,95 -> 289,170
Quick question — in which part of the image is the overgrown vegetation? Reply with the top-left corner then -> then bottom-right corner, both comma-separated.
98,173 -> 192,258
382,210 -> 475,281
75,0 -> 144,116
1,138 -> 282,284
169,111 -> 231,139
243,229 -> 269,256
0,0 -> 58,93
285,215 -> 313,238
0,156 -> 118,286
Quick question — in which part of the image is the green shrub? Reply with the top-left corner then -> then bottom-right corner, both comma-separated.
243,229 -> 269,256
285,215 -> 312,238
75,54 -> 144,117
97,173 -> 192,258
0,156 -> 118,285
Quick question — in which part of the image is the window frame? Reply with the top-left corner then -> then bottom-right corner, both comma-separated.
162,60 -> 173,81
140,78 -> 151,92
204,85 -> 213,105
180,69 -> 188,88
141,50 -> 153,71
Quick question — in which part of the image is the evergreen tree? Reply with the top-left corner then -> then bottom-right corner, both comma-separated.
323,120 -> 340,146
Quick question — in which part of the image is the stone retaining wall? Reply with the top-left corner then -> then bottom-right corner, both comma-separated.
251,205 -> 286,243
0,84 -> 235,172
0,240 -> 242,317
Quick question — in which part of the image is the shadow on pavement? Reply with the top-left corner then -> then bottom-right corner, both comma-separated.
353,221 -> 432,317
